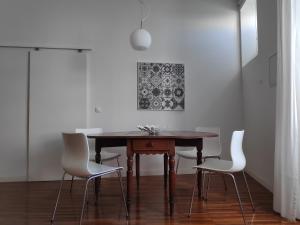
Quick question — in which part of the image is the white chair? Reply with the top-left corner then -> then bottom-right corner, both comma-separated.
176,127 -> 221,174
188,130 -> 254,225
69,128 -> 121,191
75,128 -> 121,164
51,133 -> 128,225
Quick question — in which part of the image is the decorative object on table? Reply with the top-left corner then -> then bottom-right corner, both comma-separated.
130,0 -> 152,51
137,62 -> 185,111
137,124 -> 159,135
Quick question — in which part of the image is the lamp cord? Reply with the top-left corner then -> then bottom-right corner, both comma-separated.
137,0 -> 150,28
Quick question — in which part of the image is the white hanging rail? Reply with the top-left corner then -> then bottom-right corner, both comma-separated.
0,45 -> 92,52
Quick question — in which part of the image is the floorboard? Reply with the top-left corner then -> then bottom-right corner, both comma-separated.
0,173 -> 298,225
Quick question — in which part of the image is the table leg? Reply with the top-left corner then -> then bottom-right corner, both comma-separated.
135,153 -> 140,188
95,139 -> 102,203
164,153 -> 168,189
127,141 -> 134,210
196,140 -> 203,198
169,152 -> 175,216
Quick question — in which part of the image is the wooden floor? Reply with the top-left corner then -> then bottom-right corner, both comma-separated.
0,173 -> 298,225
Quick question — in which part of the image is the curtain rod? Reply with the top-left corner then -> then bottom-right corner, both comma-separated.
0,45 -> 92,52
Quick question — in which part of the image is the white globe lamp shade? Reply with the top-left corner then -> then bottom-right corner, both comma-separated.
130,28 -> 152,51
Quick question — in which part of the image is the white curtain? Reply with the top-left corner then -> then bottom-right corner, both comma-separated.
274,0 -> 300,221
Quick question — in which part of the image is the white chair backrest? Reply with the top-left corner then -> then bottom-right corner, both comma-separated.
195,127 -> 221,155
75,128 -> 103,135
230,130 -> 246,171
62,133 -> 90,177
75,128 -> 103,150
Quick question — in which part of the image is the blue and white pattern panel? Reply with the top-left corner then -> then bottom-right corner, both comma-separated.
137,62 -> 184,111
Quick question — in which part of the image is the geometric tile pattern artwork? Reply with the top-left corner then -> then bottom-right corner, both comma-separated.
137,62 -> 184,111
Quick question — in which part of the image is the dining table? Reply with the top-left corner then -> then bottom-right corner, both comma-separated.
88,130 -> 218,216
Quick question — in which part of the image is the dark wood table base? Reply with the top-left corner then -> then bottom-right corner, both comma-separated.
136,153 -> 169,190
126,138 -> 176,215
89,131 -> 216,216
164,153 -> 168,188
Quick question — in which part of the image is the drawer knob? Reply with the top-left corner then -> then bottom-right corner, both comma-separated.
146,142 -> 153,147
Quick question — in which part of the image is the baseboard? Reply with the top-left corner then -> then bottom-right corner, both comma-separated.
0,170 -> 273,190
0,176 -> 27,182
139,167 -> 274,195
245,168 -> 273,192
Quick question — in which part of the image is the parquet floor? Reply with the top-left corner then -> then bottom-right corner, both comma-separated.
0,173 -> 298,225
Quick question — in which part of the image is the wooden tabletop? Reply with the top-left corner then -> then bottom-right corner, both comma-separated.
88,130 -> 218,139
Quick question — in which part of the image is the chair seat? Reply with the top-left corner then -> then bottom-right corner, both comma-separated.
194,158 -> 234,173
88,161 -> 122,176
176,148 -> 220,159
89,151 -> 121,162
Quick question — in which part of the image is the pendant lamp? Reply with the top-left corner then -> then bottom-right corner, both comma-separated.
130,0 -> 152,51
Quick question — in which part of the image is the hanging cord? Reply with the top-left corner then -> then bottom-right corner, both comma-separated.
137,0 -> 150,29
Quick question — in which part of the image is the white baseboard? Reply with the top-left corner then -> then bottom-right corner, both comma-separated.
245,168 -> 273,192
0,176 -> 27,182
0,169 -> 273,191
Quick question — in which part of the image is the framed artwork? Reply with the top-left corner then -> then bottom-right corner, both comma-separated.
137,62 -> 184,111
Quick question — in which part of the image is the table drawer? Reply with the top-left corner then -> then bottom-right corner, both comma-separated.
132,139 -> 171,151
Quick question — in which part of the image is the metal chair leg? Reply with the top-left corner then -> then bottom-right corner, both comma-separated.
176,157 -> 180,174
222,174 -> 227,191
70,176 -> 74,192
51,172 -> 66,223
188,170 -> 198,217
205,172 -> 211,201
79,178 -> 91,225
215,157 -> 228,191
86,178 -> 89,206
117,170 -> 129,218
242,171 -> 255,211
228,173 -> 247,225
117,158 -> 120,167
202,171 -> 207,199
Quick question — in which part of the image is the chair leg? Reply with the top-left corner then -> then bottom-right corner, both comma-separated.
215,157 -> 228,192
176,157 -> 180,174
228,173 -> 247,225
117,170 -> 129,218
86,178 -> 89,206
79,178 -> 91,225
95,163 -> 102,204
188,170 -> 198,217
51,172 -> 66,223
70,176 -> 74,192
116,158 -> 120,167
242,171 -> 255,211
222,174 -> 227,191
205,172 -> 211,201
202,171 -> 207,200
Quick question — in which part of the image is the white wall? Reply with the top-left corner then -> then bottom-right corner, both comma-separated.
0,0 -> 243,177
242,0 -> 277,191
0,49 -> 28,181
28,51 -> 87,181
